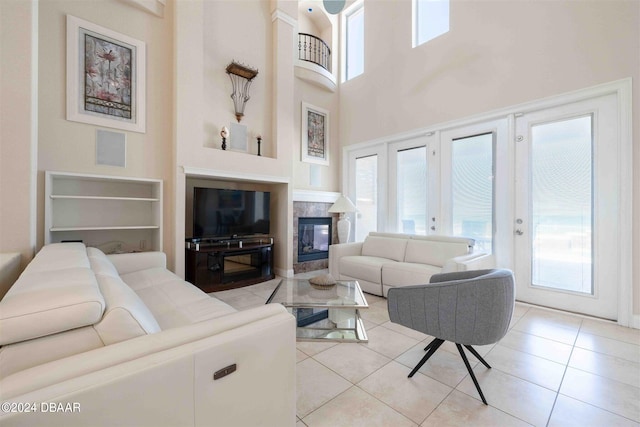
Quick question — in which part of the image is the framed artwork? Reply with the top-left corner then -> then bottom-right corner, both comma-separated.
301,102 -> 329,165
66,15 -> 146,133
229,122 -> 248,152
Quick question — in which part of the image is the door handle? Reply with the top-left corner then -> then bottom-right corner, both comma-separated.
515,229 -> 524,236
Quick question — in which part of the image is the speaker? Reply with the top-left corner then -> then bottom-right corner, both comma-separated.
96,129 -> 126,167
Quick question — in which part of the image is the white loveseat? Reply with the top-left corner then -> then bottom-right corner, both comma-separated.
0,243 -> 296,427
329,232 -> 494,297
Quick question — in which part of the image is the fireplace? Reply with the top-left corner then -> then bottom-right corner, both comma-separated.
298,217 -> 332,262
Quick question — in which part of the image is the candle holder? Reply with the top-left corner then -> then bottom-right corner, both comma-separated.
221,126 -> 228,150
256,135 -> 262,156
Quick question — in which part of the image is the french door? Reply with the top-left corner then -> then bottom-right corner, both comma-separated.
514,94 -> 619,319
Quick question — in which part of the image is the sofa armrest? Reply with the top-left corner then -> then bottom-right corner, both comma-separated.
329,242 -> 363,278
441,253 -> 495,273
0,303 -> 296,427
0,253 -> 21,300
107,251 -> 167,275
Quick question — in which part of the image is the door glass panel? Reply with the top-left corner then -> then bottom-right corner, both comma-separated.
397,146 -> 427,234
452,133 -> 494,253
531,116 -> 592,294
355,155 -> 377,241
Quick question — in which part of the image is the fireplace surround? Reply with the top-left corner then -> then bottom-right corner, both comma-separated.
293,198 -> 339,274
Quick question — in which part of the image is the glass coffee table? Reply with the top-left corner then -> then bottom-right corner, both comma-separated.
266,278 -> 369,342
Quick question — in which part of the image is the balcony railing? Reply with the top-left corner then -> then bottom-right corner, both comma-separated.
298,33 -> 331,73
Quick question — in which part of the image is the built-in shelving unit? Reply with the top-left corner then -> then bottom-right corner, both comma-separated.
45,171 -> 163,253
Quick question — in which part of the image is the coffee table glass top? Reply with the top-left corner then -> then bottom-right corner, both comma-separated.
266,278 -> 368,308
267,278 -> 369,342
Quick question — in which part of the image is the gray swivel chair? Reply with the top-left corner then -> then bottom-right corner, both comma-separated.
387,269 -> 515,405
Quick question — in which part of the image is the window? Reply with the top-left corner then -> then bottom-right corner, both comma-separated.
530,116 -> 593,293
344,2 -> 364,81
413,0 -> 449,47
451,133 -> 494,253
396,146 -> 427,234
354,155 -> 377,241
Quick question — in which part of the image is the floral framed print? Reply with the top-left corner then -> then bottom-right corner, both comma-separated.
66,15 -> 146,133
301,102 -> 329,166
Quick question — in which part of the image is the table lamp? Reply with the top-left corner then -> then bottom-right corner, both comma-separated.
328,195 -> 357,243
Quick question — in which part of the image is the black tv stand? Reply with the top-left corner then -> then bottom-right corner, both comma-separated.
185,237 -> 275,293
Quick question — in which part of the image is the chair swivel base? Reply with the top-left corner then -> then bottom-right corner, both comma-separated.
407,337 -> 491,405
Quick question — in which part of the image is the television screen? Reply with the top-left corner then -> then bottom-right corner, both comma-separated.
192,188 -> 271,239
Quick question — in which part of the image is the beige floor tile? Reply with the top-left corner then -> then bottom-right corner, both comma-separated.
296,340 -> 339,357
560,367 -> 640,422
456,366 -> 556,426
208,287 -> 251,301
359,305 -> 391,325
379,321 -> 432,341
395,342 -> 475,388
362,292 -> 386,305
511,311 -> 580,345
499,329 -> 573,365
422,390 -> 532,427
296,358 -> 352,418
313,343 -> 391,383
369,298 -> 390,310
548,394 -> 639,427
302,386 -> 417,427
358,361 -> 452,424
486,345 -> 566,391
296,349 -> 309,363
580,318 -> 640,346
438,340 -> 495,362
569,347 -> 640,388
513,303 -> 532,318
222,292 -> 269,310
296,419 -> 307,427
575,331 -> 640,363
250,288 -> 278,300
360,324 -> 420,359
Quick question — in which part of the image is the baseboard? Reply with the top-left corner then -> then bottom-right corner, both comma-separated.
631,314 -> 640,330
274,267 -> 294,278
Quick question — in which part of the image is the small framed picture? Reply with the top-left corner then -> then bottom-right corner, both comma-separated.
66,15 -> 146,133
301,102 -> 329,165
229,123 -> 248,152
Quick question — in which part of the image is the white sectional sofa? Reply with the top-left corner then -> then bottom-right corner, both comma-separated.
329,232 -> 494,297
0,243 -> 296,427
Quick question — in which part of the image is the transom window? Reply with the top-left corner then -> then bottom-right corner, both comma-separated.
344,2 -> 364,81
413,0 -> 450,47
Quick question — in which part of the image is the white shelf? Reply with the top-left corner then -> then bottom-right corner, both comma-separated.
50,195 -> 160,202
45,171 -> 163,252
50,225 -> 160,232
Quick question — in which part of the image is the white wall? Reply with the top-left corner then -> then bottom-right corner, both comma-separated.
338,0 -> 640,315
35,0 -> 175,265
0,0 -> 38,267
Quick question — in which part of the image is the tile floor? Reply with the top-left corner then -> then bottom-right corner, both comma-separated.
212,272 -> 640,427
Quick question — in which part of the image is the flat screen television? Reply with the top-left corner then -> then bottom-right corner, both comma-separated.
192,187 -> 271,240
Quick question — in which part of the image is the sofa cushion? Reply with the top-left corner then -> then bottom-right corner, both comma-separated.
0,267 -> 105,345
382,262 -> 442,287
21,242 -> 90,273
87,247 -> 120,278
120,268 -> 237,329
361,236 -> 408,262
339,256 -> 390,285
93,274 -> 162,345
404,239 -> 471,267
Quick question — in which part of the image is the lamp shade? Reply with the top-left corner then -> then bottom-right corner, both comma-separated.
328,195 -> 356,213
